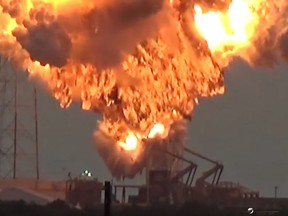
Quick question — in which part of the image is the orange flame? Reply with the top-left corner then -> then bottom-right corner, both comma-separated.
194,0 -> 261,61
0,0 -> 284,176
117,123 -> 166,151
118,131 -> 139,151
148,123 -> 166,139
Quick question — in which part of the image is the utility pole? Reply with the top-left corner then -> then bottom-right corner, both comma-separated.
34,87 -> 40,180
0,58 -> 40,179
13,69 -> 18,179
104,181 -> 112,216
274,186 -> 278,198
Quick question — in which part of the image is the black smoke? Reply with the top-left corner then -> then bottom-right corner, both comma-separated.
9,0 -> 168,69
64,0 -> 167,69
279,30 -> 288,62
13,22 -> 72,67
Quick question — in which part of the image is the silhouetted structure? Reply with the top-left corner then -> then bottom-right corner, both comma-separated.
116,146 -> 259,206
65,178 -> 102,208
0,57 -> 39,179
104,181 -> 111,216
1,200 -> 288,216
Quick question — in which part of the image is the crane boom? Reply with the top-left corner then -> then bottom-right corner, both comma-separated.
184,147 -> 223,187
153,147 -> 198,186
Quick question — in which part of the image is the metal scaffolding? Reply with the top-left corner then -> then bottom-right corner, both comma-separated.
0,57 -> 40,179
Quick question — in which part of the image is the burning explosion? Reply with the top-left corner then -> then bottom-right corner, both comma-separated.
0,0 -> 288,178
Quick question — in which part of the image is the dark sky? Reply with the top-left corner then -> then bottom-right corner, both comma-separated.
14,58 -> 288,198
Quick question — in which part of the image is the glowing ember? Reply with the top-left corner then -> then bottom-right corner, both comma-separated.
0,0 -> 287,178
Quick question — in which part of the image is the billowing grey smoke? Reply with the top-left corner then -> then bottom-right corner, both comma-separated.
249,32 -> 279,67
65,0 -> 167,69
2,0 -> 288,180
279,30 -> 288,62
13,22 -> 72,67
247,27 -> 288,68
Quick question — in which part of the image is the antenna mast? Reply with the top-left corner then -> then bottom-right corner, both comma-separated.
0,57 -> 40,179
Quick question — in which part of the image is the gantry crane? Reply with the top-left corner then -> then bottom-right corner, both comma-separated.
183,147 -> 223,188
157,147 -> 198,187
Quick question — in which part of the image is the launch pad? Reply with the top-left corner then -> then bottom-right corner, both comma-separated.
112,146 -> 259,206
0,145 -> 288,213
64,145 -> 286,211
60,145 -> 288,214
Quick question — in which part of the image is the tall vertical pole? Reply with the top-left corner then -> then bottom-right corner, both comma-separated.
0,60 -> 39,179
146,159 -> 150,205
104,181 -> 111,216
13,70 -> 18,179
274,186 -> 278,199
34,87 -> 39,180
0,79 -> 7,177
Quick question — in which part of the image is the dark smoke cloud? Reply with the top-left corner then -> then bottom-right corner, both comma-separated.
249,32 -> 279,68
64,0 -> 168,69
103,0 -> 165,26
246,25 -> 288,68
13,21 -> 72,67
278,29 -> 288,62
9,0 -> 169,69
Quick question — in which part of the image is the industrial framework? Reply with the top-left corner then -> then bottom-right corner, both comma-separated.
63,144 -> 259,208
0,57 -> 40,179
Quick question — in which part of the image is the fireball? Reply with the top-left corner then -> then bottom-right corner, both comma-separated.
193,0 -> 263,66
118,132 -> 139,151
0,0 -> 287,178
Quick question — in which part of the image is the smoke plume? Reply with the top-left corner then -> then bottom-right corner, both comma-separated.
4,0 -> 171,69
13,22 -> 72,67
1,0 -> 288,179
